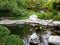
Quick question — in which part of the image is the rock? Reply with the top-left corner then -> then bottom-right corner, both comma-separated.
40,10 -> 45,14
16,20 -> 25,24
29,32 -> 39,44
47,20 -> 53,23
39,21 -> 48,25
48,35 -> 60,45
53,21 -> 60,26
29,14 -> 38,21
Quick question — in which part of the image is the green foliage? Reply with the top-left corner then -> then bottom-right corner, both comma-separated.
53,15 -> 60,21
52,2 -> 57,10
44,12 -> 53,19
0,0 -> 59,20
0,25 -> 10,45
0,0 -> 27,17
0,25 -> 24,45
10,24 -> 31,38
38,12 -> 53,20
38,13 -> 45,19
42,0 -> 53,10
5,35 -> 24,45
52,10 -> 58,16
0,25 -> 10,37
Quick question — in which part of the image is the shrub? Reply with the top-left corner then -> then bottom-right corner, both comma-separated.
0,25 -> 25,45
53,15 -> 60,21
5,35 -> 25,45
38,12 -> 53,20
44,12 -> 53,19
0,25 -> 10,37
38,13 -> 45,19
9,24 -> 31,38
0,25 -> 10,45
0,0 -> 27,17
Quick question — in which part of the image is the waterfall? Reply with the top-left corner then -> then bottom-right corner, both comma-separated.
24,31 -> 52,45
29,32 -> 40,44
41,30 -> 51,45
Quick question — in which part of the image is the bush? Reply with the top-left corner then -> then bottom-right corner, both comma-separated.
53,15 -> 60,21
0,25 -> 10,37
0,25 -> 25,45
44,12 -> 53,19
5,35 -> 25,45
52,10 -> 58,16
0,0 -> 27,17
38,13 -> 45,19
0,25 -> 10,45
38,12 -> 53,20
9,24 -> 31,38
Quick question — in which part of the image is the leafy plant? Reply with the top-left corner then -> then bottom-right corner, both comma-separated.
53,15 -> 60,21
0,25 -> 25,45
0,0 -> 27,17
5,35 -> 25,45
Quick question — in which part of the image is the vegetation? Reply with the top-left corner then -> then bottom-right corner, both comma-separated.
0,0 -> 27,17
0,0 -> 60,45
0,25 -> 25,45
0,0 -> 60,20
8,24 -> 32,38
5,35 -> 24,45
53,15 -> 60,21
